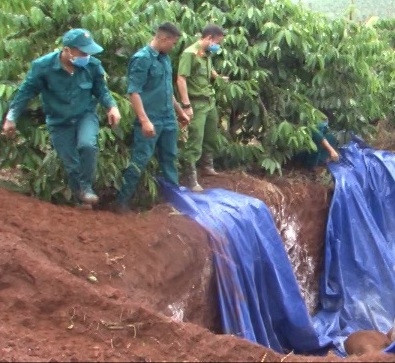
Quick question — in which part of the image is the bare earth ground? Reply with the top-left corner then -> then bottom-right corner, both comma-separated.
1,163 -> 395,362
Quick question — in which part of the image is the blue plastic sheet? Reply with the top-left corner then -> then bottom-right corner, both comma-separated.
313,139 -> 395,355
161,182 -> 331,354
159,139 -> 395,356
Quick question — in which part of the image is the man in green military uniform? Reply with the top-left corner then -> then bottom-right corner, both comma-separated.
114,23 -> 189,213
177,24 -> 227,192
2,28 -> 121,206
297,119 -> 340,169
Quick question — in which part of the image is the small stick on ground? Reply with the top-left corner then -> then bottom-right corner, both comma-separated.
280,351 -> 294,362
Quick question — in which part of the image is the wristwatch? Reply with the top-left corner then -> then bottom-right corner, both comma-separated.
181,103 -> 191,109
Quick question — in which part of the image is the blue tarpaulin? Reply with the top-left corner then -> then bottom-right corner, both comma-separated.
313,139 -> 395,355
160,139 -> 395,356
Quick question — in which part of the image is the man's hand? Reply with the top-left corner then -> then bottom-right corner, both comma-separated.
184,106 -> 193,119
2,119 -> 16,138
329,149 -> 340,162
107,107 -> 121,128
177,110 -> 190,128
141,119 -> 156,138
322,138 -> 340,163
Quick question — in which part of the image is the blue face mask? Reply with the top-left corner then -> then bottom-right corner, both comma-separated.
71,55 -> 90,67
207,44 -> 221,54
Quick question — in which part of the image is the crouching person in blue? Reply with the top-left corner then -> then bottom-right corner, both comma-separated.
295,119 -> 340,169
2,28 -> 121,207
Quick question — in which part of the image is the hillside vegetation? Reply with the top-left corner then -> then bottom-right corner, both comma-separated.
0,0 -> 394,206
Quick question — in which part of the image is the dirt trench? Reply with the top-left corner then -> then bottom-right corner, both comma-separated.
0,169 -> 393,362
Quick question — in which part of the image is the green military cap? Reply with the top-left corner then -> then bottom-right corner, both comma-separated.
62,28 -> 103,55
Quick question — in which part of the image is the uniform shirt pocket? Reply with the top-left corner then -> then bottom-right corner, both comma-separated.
149,63 -> 164,77
45,78 -> 70,100
198,65 -> 208,77
78,81 -> 93,90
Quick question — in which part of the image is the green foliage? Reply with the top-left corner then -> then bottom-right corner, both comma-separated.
0,0 -> 394,205
373,18 -> 395,124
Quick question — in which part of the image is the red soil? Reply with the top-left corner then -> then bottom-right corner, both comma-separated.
1,170 -> 393,362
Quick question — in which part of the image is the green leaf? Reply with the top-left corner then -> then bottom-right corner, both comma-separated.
0,84 -> 6,97
284,30 -> 292,47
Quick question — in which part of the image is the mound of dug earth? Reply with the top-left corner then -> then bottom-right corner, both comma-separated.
0,170 -> 393,362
